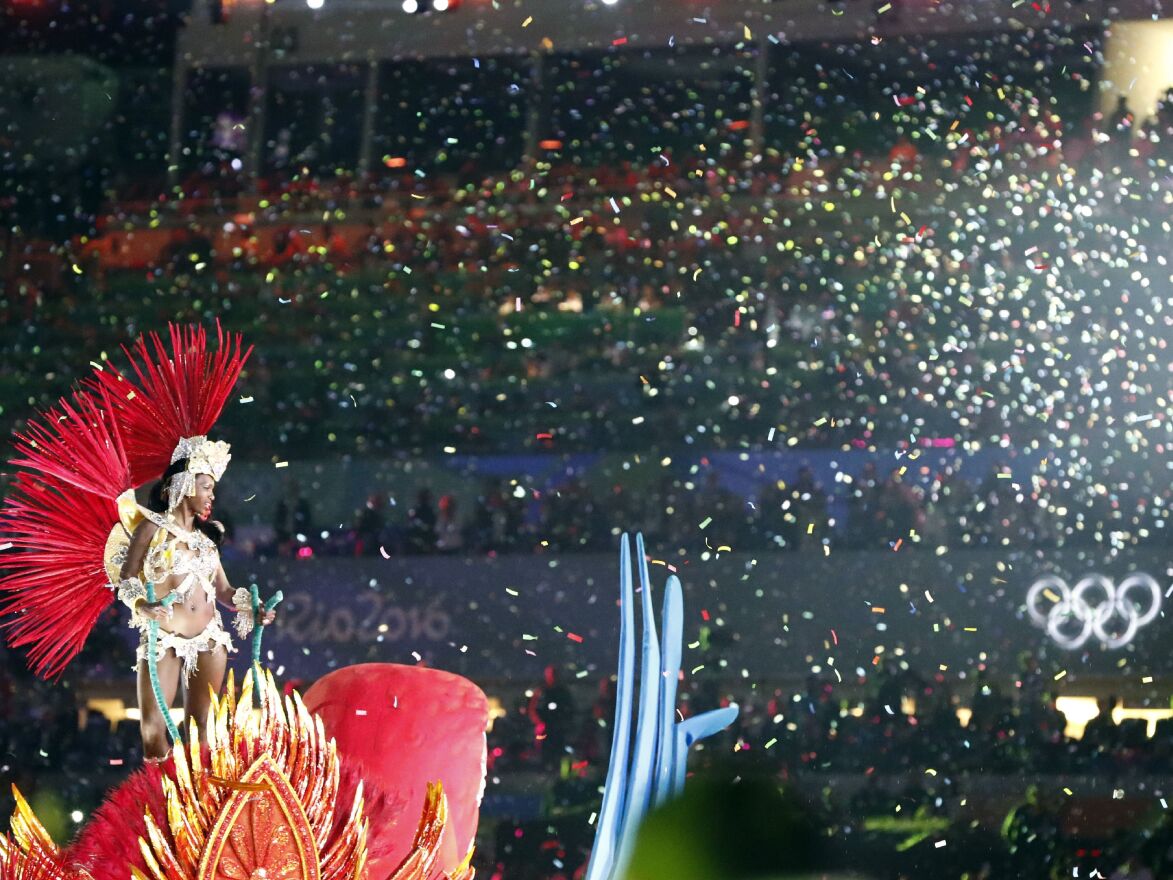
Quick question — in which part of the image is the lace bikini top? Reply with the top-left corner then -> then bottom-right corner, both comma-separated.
137,505 -> 220,606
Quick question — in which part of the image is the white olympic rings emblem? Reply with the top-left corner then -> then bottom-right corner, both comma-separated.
1026,573 -> 1162,651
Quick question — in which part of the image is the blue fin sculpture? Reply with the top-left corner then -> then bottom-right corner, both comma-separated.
583,532 -> 739,880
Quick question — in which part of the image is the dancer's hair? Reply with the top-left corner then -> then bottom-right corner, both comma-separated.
147,458 -> 225,546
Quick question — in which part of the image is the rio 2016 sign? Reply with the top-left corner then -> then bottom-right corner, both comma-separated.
1026,573 -> 1163,651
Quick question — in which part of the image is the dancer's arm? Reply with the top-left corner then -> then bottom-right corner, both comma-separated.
118,520 -> 169,622
214,564 -> 277,625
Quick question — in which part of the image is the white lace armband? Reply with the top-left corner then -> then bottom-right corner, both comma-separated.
110,577 -> 150,627
232,587 -> 255,639
114,576 -> 147,611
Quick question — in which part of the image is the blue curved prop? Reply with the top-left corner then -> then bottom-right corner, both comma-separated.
584,533 -> 739,880
672,707 -> 740,795
249,584 -> 283,696
612,534 -> 663,871
653,574 -> 683,805
144,581 -> 181,744
583,535 -> 636,880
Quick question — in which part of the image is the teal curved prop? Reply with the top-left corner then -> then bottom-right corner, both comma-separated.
144,581 -> 181,744
584,533 -> 739,880
249,584 -> 283,695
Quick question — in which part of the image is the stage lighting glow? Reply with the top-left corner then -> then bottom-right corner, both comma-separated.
306,0 -> 323,8
601,0 -> 620,5
432,0 -> 449,9
402,0 -> 418,11
1103,20 -> 1173,119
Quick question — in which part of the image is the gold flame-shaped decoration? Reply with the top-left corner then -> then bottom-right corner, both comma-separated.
0,669 -> 473,880
0,788 -> 92,880
133,668 -> 367,880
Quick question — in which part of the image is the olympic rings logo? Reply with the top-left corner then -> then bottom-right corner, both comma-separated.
1025,573 -> 1163,651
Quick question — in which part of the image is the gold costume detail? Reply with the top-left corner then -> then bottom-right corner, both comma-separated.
133,669 -> 365,880
387,782 -> 474,880
0,671 -> 473,880
198,756 -> 321,880
167,436 -> 231,512
103,489 -> 144,585
0,788 -> 93,880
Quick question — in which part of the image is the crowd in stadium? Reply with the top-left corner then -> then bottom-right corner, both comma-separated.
2,20 -> 1172,878
5,639 -> 1173,879
3,79 -> 1169,558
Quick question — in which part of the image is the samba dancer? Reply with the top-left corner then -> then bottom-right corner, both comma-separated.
115,444 -> 275,760
0,323 -> 274,761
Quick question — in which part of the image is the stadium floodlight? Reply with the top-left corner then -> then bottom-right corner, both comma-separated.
306,0 -> 324,8
402,0 -> 419,11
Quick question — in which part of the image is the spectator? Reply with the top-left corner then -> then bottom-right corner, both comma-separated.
529,665 -> 575,771
407,488 -> 437,555
353,492 -> 386,556
435,494 -> 464,553
1083,695 -> 1120,753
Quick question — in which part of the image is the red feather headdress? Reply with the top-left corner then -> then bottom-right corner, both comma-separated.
87,322 -> 252,486
0,387 -> 131,679
0,322 -> 250,678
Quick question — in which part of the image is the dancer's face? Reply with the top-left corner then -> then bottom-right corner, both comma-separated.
187,474 -> 216,521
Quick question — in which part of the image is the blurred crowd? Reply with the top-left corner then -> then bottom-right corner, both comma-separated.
3,29 -> 1173,880
257,451 -> 1165,560
11,119 -> 1171,558
3,65 -> 1170,566
7,641 -> 1173,880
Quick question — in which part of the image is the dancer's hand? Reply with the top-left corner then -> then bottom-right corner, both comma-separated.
261,608 -> 277,626
140,601 -> 173,622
